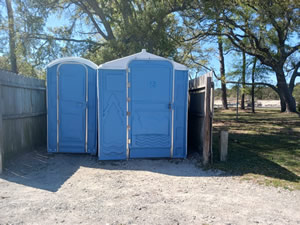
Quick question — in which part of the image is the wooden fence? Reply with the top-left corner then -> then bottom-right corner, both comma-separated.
188,72 -> 214,165
0,70 -> 46,173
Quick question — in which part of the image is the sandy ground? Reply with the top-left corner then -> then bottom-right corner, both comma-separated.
0,149 -> 299,225
214,100 -> 281,108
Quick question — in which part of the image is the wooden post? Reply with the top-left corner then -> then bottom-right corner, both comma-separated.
0,84 -> 3,174
219,130 -> 228,162
236,83 -> 239,121
203,77 -> 212,166
210,80 -> 214,164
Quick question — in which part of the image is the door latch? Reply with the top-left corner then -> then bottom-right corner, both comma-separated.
168,102 -> 174,110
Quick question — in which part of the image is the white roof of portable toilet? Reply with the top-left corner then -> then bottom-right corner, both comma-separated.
99,49 -> 188,71
47,57 -> 98,69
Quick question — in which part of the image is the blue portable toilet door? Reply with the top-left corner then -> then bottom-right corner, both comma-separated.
128,60 -> 174,158
58,63 -> 87,153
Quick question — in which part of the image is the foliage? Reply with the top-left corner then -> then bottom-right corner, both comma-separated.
215,85 -> 280,100
0,55 -> 44,78
227,54 -> 272,83
0,0 -> 298,101
183,0 -> 300,112
0,0 -> 196,75
0,0 -> 64,77
33,0 -> 192,64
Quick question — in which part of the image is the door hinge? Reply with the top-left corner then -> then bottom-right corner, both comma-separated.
128,82 -> 131,88
127,97 -> 131,102
126,111 -> 131,116
127,125 -> 130,129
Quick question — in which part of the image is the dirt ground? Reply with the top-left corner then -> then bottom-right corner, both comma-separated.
0,149 -> 299,225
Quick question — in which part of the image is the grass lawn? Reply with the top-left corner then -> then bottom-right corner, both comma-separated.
211,108 -> 300,190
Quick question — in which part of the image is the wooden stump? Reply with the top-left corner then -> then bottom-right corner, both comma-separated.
219,130 -> 228,162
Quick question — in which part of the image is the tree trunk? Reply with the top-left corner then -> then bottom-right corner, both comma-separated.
275,67 -> 296,112
217,34 -> 228,110
5,0 -> 18,74
280,94 -> 286,112
251,57 -> 257,113
288,61 -> 300,94
241,50 -> 246,110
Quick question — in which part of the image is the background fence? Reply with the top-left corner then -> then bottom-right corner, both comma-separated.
188,72 -> 214,165
0,70 -> 46,173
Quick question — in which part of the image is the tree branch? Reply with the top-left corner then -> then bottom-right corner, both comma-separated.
27,34 -> 103,46
85,0 -> 115,40
227,81 -> 279,93
285,44 -> 300,58
221,15 -> 275,63
289,61 -> 300,93
190,54 -> 212,72
72,0 -> 109,40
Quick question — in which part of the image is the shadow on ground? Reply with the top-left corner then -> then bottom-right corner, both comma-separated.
1,136 -> 299,193
212,131 -> 300,184
211,109 -> 300,187
0,148 -> 93,192
0,148 -> 222,193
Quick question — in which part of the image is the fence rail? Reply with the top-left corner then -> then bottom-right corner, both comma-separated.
188,72 -> 214,165
0,70 -> 46,173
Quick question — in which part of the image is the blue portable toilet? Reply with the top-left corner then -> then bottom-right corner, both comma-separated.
98,49 -> 188,160
47,57 -> 98,154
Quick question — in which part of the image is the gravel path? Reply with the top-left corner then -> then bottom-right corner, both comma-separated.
0,150 -> 299,225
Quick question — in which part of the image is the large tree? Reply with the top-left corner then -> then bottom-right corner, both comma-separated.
251,56 -> 257,113
217,21 -> 229,110
181,5 -> 230,109
0,0 -> 65,77
26,0 -> 192,65
5,0 -> 18,73
0,0 -> 193,74
184,0 -> 300,112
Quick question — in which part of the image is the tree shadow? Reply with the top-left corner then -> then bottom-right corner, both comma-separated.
212,132 -> 300,183
1,132 -> 299,193
0,149 -> 92,192
0,148 -> 224,193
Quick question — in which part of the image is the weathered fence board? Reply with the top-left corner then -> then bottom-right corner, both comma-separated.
188,72 -> 214,165
0,70 -> 46,173
0,91 -> 3,173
